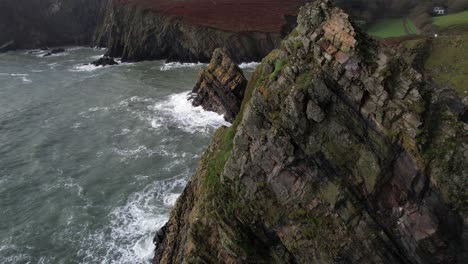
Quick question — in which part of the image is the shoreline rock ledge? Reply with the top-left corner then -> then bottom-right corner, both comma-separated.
191,48 -> 247,122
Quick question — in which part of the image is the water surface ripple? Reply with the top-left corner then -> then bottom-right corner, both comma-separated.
0,48 -> 242,263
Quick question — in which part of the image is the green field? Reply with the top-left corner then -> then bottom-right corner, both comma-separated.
424,35 -> 468,96
433,10 -> 468,27
367,18 -> 418,38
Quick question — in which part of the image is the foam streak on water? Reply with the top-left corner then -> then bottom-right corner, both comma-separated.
159,62 -> 205,71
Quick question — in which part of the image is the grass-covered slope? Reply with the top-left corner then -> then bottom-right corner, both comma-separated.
433,10 -> 468,27
425,35 -> 468,96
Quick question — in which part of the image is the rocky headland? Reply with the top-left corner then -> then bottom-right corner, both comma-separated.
153,1 -> 467,263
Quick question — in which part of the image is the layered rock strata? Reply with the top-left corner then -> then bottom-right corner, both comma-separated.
191,48 -> 248,123
154,1 -> 467,263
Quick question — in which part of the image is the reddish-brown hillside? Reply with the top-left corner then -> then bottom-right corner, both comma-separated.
115,0 -> 309,32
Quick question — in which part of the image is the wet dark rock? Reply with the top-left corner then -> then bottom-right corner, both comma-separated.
91,56 -> 119,67
154,223 -> 168,246
191,48 -> 247,122
43,48 -> 66,57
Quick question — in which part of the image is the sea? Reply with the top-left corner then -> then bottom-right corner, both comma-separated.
0,47 -> 258,263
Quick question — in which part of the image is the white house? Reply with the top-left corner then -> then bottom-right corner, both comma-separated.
433,6 -> 446,15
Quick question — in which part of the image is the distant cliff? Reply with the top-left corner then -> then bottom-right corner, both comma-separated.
0,0 -> 106,50
94,0 -> 309,62
153,1 -> 467,263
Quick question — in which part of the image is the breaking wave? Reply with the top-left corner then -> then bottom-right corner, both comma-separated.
150,92 -> 230,133
159,62 -> 205,71
239,62 -> 260,69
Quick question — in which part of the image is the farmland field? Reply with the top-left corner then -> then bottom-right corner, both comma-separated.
433,10 -> 468,27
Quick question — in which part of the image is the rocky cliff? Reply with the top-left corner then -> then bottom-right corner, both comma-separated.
153,1 -> 467,263
0,0 -> 105,50
94,0 -> 309,62
191,48 -> 247,123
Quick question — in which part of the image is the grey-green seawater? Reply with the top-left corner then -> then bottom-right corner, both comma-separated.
0,48 -> 256,263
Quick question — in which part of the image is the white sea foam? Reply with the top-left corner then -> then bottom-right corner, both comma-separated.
160,62 -> 205,71
78,176 -> 187,264
72,122 -> 82,129
67,46 -> 85,51
70,64 -> 103,72
88,107 -> 109,112
40,176 -> 84,198
10,73 -> 29,76
150,91 -> 230,133
239,61 -> 260,69
163,193 -> 180,207
111,145 -> 185,161
90,55 -> 104,60
21,77 -> 32,83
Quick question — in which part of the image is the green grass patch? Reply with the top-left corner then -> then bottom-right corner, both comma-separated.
367,18 -> 407,38
269,59 -> 286,80
433,10 -> 468,27
406,19 -> 419,34
424,35 -> 468,96
367,18 -> 419,38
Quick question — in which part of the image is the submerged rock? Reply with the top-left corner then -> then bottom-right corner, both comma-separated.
154,1 -> 467,263
191,48 -> 247,122
43,48 -> 65,57
91,56 -> 119,66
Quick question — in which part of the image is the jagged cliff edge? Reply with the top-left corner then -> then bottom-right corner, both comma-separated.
153,1 -> 467,263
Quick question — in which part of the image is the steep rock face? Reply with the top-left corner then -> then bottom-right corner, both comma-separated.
94,0 -> 308,62
154,1 -> 467,263
0,0 -> 106,50
191,48 -> 248,123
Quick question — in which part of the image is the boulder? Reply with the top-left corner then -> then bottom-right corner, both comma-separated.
191,48 -> 247,122
91,56 -> 119,66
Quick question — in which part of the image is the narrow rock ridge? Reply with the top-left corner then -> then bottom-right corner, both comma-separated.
154,1 -> 467,263
191,48 -> 248,123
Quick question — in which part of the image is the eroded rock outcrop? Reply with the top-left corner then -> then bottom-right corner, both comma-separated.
154,1 -> 467,263
191,48 -> 247,123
